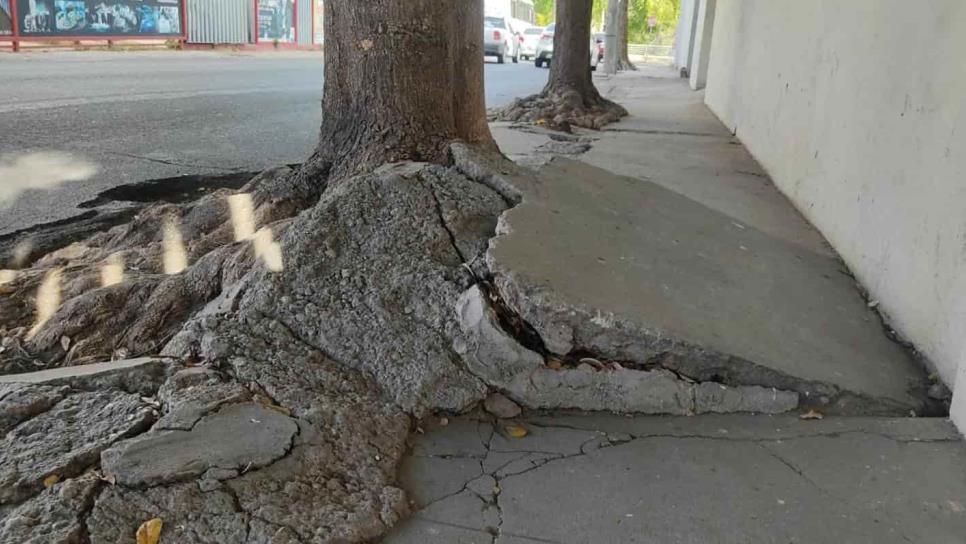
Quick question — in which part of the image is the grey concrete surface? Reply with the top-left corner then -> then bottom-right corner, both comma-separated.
0,50 -> 548,237
0,356 -> 166,384
589,68 -> 834,257
485,69 -> 931,415
386,414 -> 966,544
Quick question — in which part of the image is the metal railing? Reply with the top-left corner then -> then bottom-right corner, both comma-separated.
627,44 -> 674,64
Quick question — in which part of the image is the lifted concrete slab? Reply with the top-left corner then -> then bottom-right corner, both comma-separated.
386,414 -> 966,544
0,357 -> 168,385
0,357 -> 174,399
588,70 -> 833,257
488,156 -> 929,414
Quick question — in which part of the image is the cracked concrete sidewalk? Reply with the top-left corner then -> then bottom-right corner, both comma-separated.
385,66 -> 963,543
485,65 -> 934,416
386,414 -> 966,544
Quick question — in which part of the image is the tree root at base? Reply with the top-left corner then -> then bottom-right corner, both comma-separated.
492,87 -> 629,130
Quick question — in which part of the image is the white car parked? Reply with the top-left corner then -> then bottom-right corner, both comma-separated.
483,16 -> 519,64
519,27 -> 543,61
534,23 -> 599,71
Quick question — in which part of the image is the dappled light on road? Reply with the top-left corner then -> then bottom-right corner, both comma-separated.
0,152 -> 97,208
27,268 -> 62,340
162,218 -> 188,275
101,253 -> 125,287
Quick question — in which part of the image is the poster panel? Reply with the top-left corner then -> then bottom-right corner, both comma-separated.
0,0 -> 13,35
257,0 -> 293,43
16,0 -> 181,36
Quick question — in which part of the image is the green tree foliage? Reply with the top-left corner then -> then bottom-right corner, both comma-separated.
627,0 -> 679,43
534,0 -> 555,26
534,0 -> 678,42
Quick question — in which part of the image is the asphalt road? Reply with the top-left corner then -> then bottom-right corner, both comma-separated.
0,50 -> 547,236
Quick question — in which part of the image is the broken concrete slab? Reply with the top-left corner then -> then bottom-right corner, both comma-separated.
154,367 -> 251,431
0,357 -> 173,397
101,402 -> 297,488
456,284 -> 799,415
0,388 -> 156,505
486,158 -> 931,415
385,414 -> 966,544
87,482 -> 249,544
0,472 -> 101,544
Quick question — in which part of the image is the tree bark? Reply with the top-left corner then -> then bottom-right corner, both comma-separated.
616,0 -> 637,71
451,0 -> 497,148
305,0 -> 495,184
546,0 -> 598,99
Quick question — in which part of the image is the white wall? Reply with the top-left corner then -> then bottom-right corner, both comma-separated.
673,0 -> 697,71
688,0 -> 715,90
704,0 -> 966,428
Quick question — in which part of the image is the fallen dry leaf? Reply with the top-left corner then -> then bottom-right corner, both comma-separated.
43,474 -> 60,487
799,409 -> 824,420
136,518 -> 163,544
504,424 -> 528,438
545,358 -> 563,370
99,472 -> 117,485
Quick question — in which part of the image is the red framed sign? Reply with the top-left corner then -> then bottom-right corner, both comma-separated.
254,0 -> 295,44
1,0 -> 185,45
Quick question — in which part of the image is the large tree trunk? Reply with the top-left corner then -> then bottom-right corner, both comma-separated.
305,0 -> 495,183
545,0 -> 596,98
616,0 -> 637,71
494,0 -> 627,130
451,0 -> 497,148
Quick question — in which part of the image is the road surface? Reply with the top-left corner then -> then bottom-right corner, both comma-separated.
0,50 -> 547,236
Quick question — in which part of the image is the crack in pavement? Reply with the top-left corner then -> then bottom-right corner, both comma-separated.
102,151 -> 249,172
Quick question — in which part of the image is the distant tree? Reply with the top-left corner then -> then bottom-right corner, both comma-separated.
627,0 -> 680,44
496,0 -> 626,130
534,0 -> 555,25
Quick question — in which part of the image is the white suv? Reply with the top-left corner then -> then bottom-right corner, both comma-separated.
484,16 -> 519,64
534,23 -> 599,71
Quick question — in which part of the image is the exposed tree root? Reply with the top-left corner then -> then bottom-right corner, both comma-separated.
616,58 -> 637,71
492,86 -> 628,130
0,167 -> 318,375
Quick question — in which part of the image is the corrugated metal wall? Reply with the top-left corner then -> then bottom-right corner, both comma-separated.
187,0 -> 252,44
296,0 -> 311,45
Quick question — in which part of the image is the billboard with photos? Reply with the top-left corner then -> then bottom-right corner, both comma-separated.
15,0 -> 182,36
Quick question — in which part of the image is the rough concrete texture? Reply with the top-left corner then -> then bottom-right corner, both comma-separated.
486,156 -> 931,415
386,414 -> 966,544
0,381 -> 160,506
0,67 -> 951,543
168,161 -> 509,415
0,360 -> 172,543
101,403 -> 298,487
0,358 -> 171,392
0,472 -> 102,544
456,285 -> 797,415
